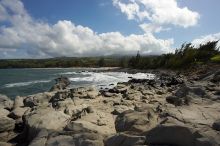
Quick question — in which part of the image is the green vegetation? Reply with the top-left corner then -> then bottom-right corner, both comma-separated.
0,56 -> 128,68
0,41 -> 219,69
211,54 -> 220,63
128,41 -> 220,69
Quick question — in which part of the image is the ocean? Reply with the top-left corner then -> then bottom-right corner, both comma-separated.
0,68 -> 155,99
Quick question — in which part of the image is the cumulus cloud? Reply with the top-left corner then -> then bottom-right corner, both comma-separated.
139,23 -> 170,33
192,32 -> 220,48
113,0 -> 200,32
0,0 -> 174,58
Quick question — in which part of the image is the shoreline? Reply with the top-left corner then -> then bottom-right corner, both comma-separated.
0,68 -> 220,145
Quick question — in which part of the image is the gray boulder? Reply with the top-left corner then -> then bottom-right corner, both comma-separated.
50,76 -> 71,92
24,92 -> 54,108
0,94 -> 13,110
24,107 -> 70,140
0,117 -> 15,132
115,106 -> 158,134
13,96 -> 24,108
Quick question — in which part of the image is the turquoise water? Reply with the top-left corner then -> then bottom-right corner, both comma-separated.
0,68 -> 155,99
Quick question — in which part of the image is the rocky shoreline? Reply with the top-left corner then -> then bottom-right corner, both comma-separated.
0,69 -> 220,146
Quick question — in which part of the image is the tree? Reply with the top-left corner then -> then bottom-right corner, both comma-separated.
97,57 -> 105,67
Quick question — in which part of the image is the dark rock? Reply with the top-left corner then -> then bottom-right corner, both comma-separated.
145,125 -> 201,146
105,133 -> 146,146
166,96 -> 184,106
211,70 -> 220,83
212,119 -> 220,131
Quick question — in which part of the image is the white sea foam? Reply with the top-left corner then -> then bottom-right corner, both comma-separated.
69,72 -> 155,88
4,80 -> 51,88
59,72 -> 78,75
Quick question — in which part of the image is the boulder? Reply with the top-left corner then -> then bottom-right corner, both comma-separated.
166,96 -> 184,106
166,85 -> 209,106
0,117 -> 15,132
13,96 -> 24,108
145,125 -> 201,146
112,105 -> 134,115
212,119 -> 220,131
64,104 -> 88,118
50,76 -> 71,91
46,132 -> 104,146
24,107 -> 70,140
49,90 -> 70,108
8,107 -> 29,119
28,129 -> 48,146
0,108 -> 10,117
24,92 -> 54,108
86,90 -> 99,99
105,133 -> 146,146
211,70 -> 220,83
115,106 -> 158,134
124,91 -> 143,101
70,87 -> 99,99
0,142 -> 12,146
69,110 -> 116,136
0,94 -> 13,110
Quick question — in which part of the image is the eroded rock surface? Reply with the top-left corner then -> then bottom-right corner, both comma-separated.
0,72 -> 220,146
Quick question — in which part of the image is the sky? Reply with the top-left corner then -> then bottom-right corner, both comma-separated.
0,0 -> 220,59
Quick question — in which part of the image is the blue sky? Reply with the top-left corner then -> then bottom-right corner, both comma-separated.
0,0 -> 220,58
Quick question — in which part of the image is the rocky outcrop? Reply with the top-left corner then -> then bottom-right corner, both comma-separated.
115,106 -> 158,134
0,118 -> 15,133
50,76 -> 71,91
0,95 -> 13,110
211,70 -> 220,83
1,72 -> 220,146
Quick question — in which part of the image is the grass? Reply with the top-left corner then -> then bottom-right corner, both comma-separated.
211,55 -> 220,63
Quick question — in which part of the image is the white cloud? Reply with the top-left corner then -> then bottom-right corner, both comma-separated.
113,0 -> 200,32
192,32 -> 220,47
139,23 -> 170,33
0,0 -> 174,58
